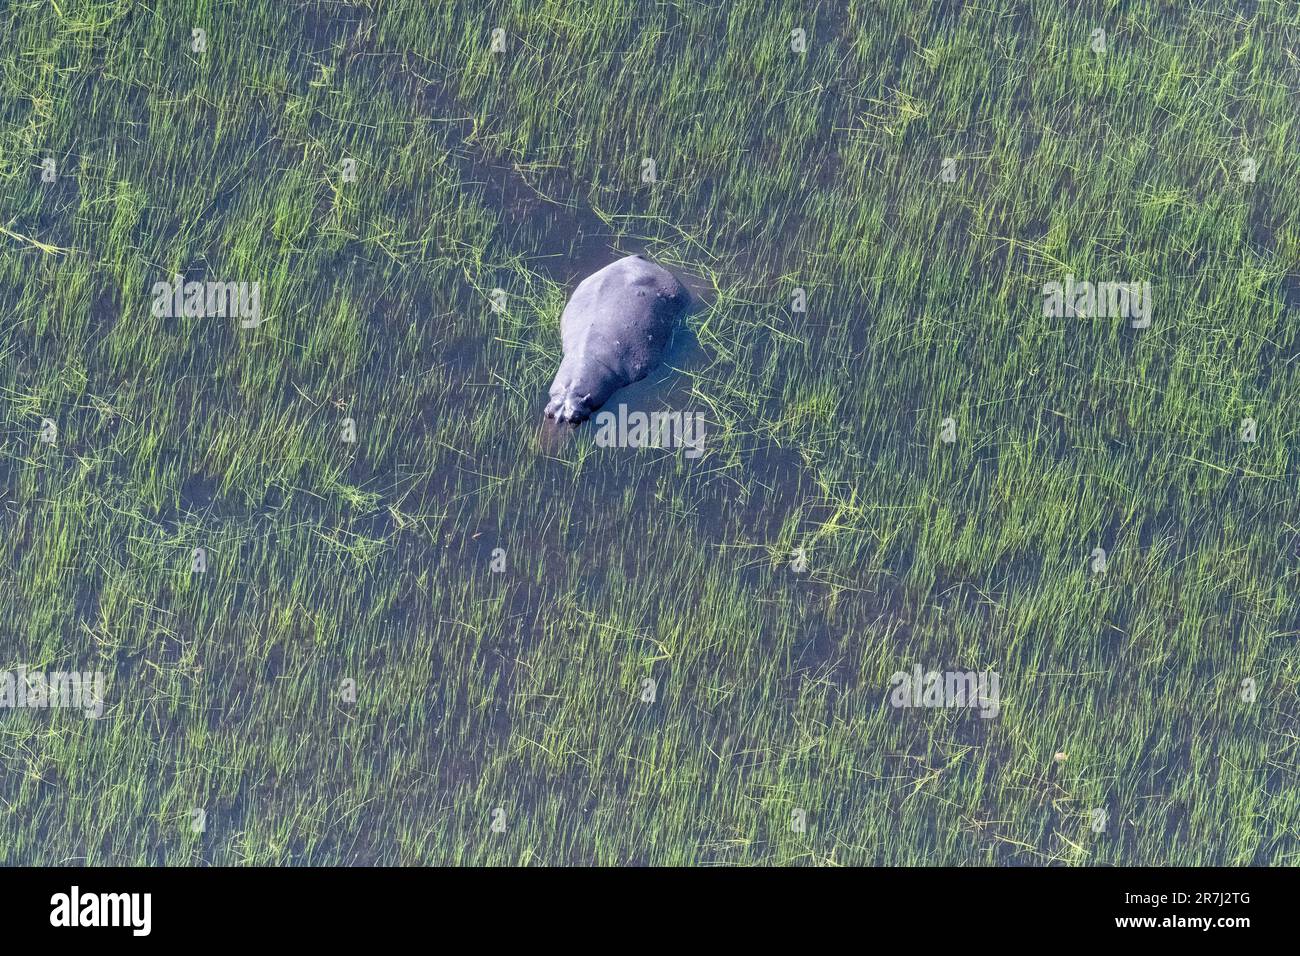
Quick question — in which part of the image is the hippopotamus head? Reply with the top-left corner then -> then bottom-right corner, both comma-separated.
544,356 -> 615,425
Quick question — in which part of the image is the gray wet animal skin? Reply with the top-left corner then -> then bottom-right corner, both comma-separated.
545,254 -> 690,425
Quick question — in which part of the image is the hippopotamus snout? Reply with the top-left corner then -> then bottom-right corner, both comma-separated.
544,390 -> 592,425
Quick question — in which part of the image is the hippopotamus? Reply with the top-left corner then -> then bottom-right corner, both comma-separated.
544,254 -> 691,425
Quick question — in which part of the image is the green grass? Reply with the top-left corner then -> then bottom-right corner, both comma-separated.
0,0 -> 1296,864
